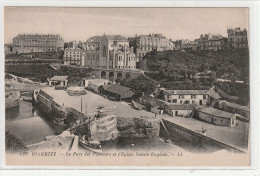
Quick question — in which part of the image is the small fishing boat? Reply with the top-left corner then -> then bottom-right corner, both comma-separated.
131,100 -> 145,110
79,136 -> 102,154
99,106 -> 117,113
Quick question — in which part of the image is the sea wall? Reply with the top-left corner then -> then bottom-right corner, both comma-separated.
161,119 -> 244,153
36,89 -> 86,126
117,116 -> 160,138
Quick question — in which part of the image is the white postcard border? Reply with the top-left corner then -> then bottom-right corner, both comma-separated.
0,0 -> 259,172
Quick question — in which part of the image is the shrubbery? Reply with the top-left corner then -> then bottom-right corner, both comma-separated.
5,65 -> 92,85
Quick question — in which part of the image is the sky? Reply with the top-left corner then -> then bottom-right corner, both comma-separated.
4,7 -> 249,43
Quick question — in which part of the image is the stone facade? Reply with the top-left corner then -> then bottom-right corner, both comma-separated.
227,27 -> 248,49
163,90 -> 208,106
83,35 -> 137,70
194,33 -> 228,51
164,104 -> 194,117
12,34 -> 64,54
181,39 -> 197,49
204,38 -> 227,51
63,48 -> 85,66
109,46 -> 136,69
131,34 -> 173,61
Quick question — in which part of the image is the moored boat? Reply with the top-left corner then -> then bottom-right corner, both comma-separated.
131,100 -> 145,110
79,136 -> 102,154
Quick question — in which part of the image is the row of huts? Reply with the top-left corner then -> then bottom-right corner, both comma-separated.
84,79 -> 136,101
140,86 -> 249,128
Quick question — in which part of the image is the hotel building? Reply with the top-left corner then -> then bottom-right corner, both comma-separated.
12,34 -> 64,54
227,27 -> 248,49
131,34 -> 174,61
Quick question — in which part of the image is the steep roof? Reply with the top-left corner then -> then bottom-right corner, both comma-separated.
49,76 -> 68,81
99,84 -> 111,90
105,35 -> 127,41
216,88 -> 239,101
105,84 -> 135,96
207,88 -> 221,99
219,100 -> 250,112
164,89 -> 208,95
197,107 -> 235,119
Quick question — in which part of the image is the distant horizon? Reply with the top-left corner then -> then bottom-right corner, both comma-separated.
4,7 -> 248,44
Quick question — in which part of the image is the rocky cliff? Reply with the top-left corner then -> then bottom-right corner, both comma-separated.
117,116 -> 160,138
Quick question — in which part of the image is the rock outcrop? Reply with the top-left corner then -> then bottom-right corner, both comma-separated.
117,116 -> 160,138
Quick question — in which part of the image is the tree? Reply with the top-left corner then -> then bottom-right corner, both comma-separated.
64,112 -> 77,127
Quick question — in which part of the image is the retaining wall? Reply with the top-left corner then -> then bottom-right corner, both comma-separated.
161,119 -> 244,153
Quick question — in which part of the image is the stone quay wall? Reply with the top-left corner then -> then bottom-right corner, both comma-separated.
161,119 -> 245,153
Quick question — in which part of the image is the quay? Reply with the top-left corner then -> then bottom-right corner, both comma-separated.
37,87 -> 249,153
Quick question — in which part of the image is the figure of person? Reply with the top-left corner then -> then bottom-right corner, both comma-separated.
202,126 -> 207,136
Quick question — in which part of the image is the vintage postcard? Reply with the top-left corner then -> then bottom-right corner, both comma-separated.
4,7 -> 251,167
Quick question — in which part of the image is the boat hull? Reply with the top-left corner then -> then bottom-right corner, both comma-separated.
79,140 -> 102,154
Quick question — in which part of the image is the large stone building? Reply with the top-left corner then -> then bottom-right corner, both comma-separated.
227,27 -> 248,49
130,34 -> 173,61
194,33 -> 228,51
63,41 -> 85,66
82,34 -> 137,70
181,39 -> 197,50
63,48 -> 85,66
12,34 -> 64,54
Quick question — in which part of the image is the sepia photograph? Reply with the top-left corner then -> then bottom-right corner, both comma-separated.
3,6 -> 252,167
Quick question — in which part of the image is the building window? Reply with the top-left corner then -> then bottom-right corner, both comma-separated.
203,95 -> 207,99
179,95 -> 184,99
184,100 -> 190,104
167,100 -> 171,103
172,99 -> 177,103
191,95 -> 196,99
